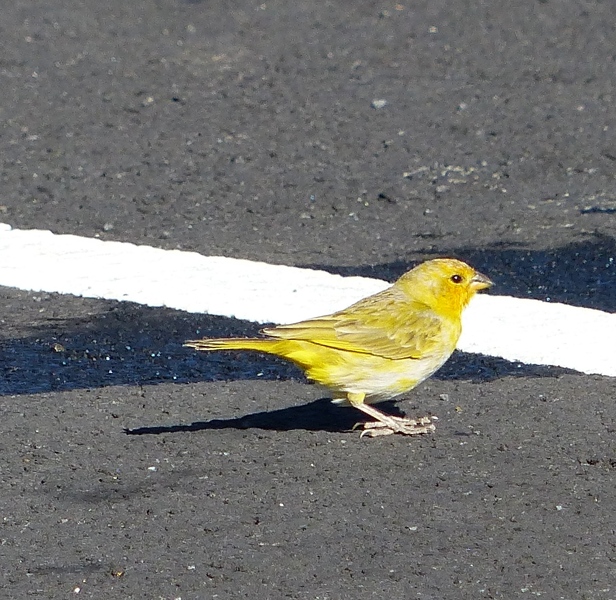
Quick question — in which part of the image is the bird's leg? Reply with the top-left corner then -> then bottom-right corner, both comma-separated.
358,412 -> 436,437
346,393 -> 436,437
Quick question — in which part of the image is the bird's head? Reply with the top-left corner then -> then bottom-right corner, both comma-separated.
397,258 -> 493,316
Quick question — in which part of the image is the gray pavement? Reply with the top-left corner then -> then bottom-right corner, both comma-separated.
0,1 -> 615,598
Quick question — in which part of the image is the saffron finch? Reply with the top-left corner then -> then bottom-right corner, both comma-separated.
185,258 -> 492,437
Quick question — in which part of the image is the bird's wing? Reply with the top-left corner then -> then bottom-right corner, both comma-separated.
262,291 -> 446,360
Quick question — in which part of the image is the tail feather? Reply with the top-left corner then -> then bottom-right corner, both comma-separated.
184,338 -> 279,354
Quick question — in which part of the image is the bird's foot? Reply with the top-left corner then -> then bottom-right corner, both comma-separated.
355,415 -> 437,438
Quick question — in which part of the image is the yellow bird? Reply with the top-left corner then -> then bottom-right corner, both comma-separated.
185,258 -> 492,437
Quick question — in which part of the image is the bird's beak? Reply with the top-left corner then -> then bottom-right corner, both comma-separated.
470,271 -> 493,291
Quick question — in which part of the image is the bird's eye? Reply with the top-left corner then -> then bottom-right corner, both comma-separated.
450,274 -> 463,284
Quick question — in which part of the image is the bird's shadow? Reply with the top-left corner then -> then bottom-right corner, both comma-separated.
125,397 -> 409,435
126,353 -> 568,436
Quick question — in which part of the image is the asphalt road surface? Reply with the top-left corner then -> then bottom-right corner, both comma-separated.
1,1 -> 615,599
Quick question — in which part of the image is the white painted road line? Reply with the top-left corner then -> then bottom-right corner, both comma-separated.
0,223 -> 614,377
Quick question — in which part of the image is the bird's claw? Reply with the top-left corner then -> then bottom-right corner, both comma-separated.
355,415 -> 437,437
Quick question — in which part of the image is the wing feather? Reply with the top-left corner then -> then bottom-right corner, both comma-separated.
262,287 -> 446,360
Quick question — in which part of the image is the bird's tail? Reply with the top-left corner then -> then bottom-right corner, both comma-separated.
184,337 -> 281,355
